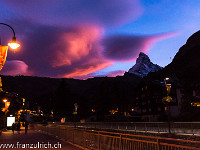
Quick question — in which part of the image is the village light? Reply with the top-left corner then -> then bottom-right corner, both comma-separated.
6,102 -> 10,107
191,102 -> 200,107
2,99 -> 10,109
2,98 -> 10,129
3,99 -> 7,103
165,77 -> 169,81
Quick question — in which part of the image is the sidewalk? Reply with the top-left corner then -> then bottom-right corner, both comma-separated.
0,129 -> 83,150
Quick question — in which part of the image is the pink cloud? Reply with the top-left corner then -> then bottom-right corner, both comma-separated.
62,60 -> 112,79
50,26 -> 104,67
74,70 -> 126,79
3,22 -> 113,78
106,70 -> 126,77
102,32 -> 178,62
1,0 -> 143,27
0,60 -> 28,76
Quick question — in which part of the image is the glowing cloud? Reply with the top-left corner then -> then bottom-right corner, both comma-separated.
0,60 -> 28,76
106,70 -> 126,77
4,22 -> 112,78
62,60 -> 112,79
50,26 -> 104,67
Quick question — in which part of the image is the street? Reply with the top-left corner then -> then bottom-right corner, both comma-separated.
0,129 -> 83,150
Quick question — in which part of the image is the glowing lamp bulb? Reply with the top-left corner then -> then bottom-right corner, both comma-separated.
8,36 -> 20,50
3,99 -> 7,103
8,42 -> 20,49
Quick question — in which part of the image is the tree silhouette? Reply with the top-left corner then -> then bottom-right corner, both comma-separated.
53,79 -> 74,117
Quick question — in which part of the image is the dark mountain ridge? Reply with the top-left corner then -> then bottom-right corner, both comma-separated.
1,74 -> 142,119
146,30 -> 200,87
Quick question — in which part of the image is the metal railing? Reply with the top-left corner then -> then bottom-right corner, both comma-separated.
35,124 -> 200,150
61,122 -> 200,135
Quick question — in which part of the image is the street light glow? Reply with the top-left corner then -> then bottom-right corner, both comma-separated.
191,102 -> 200,107
3,99 -> 7,103
6,102 -> 10,107
165,77 -> 169,80
8,42 -> 20,50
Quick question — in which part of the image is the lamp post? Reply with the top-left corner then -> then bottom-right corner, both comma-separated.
0,23 -> 20,90
162,77 -> 172,134
0,23 -> 20,129
2,99 -> 10,128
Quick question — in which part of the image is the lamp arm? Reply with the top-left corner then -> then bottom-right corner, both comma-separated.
0,23 -> 16,37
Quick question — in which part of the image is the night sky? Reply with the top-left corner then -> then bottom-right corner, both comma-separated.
0,0 -> 199,79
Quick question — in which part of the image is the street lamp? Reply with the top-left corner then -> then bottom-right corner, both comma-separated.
162,77 -> 172,134
0,23 -> 20,72
165,77 -> 169,81
2,99 -> 10,108
163,77 -> 172,100
0,23 -> 20,50
2,99 -> 10,129
0,23 -> 20,129
3,99 -> 7,103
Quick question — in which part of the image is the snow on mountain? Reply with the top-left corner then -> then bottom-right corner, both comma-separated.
128,52 -> 162,77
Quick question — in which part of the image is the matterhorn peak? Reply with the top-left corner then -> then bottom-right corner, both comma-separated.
136,52 -> 151,65
139,52 -> 148,57
128,52 -> 162,77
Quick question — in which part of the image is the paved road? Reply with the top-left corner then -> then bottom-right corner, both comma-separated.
0,129 -> 83,150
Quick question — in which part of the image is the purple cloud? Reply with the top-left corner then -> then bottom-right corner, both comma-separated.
106,70 -> 126,77
1,0 -> 143,27
78,70 -> 126,79
102,32 -> 178,61
0,60 -> 28,76
3,22 -> 112,78
0,17 -> 179,79
0,19 -> 178,78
